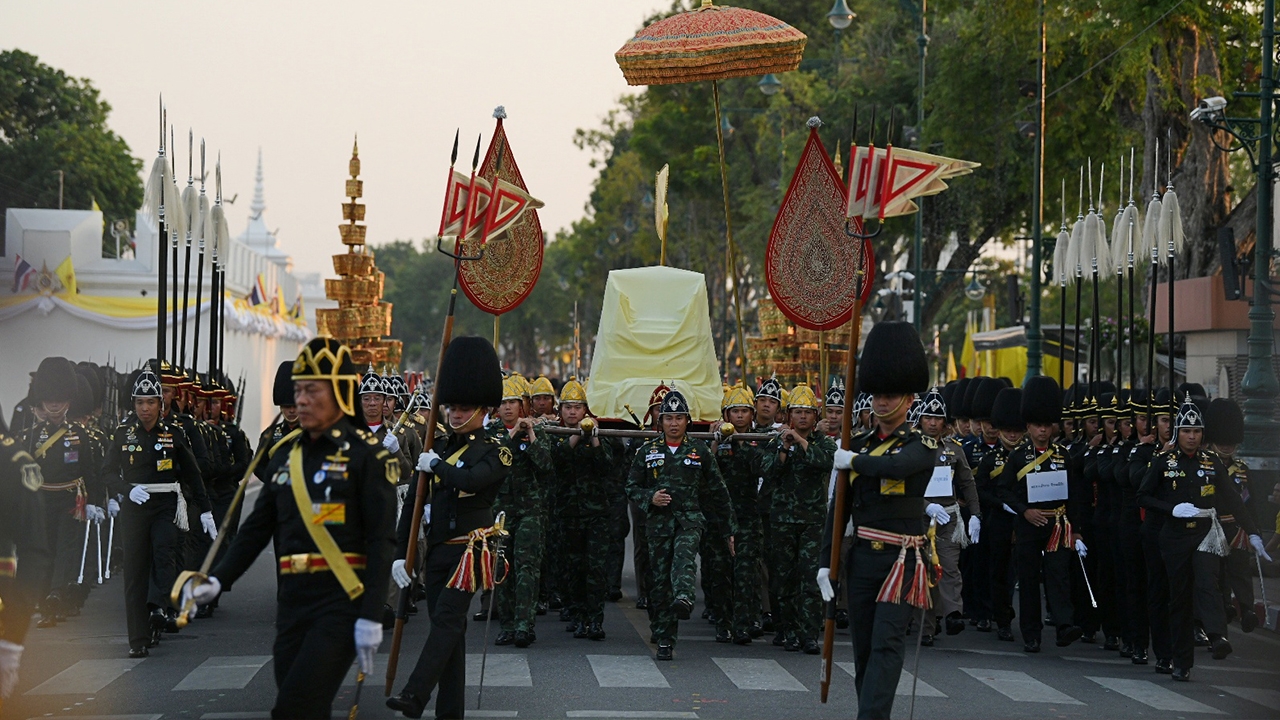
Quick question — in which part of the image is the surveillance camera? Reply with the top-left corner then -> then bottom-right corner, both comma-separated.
1191,96 -> 1227,123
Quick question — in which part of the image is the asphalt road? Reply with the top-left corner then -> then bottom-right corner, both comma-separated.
9,520 -> 1280,720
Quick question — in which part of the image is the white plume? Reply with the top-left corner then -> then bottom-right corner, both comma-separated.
1066,215 -> 1085,285
1093,209 -> 1113,278
181,184 -> 199,246
1112,204 -> 1138,273
1158,187 -> 1184,265
1141,195 -> 1162,264
1052,226 -> 1070,286
142,156 -> 170,229
164,168 -> 185,243
196,193 -> 210,249
1081,211 -> 1100,278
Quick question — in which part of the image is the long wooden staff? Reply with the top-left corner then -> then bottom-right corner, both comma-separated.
170,419 -> 279,625
820,262 -> 866,703
385,131 -> 485,695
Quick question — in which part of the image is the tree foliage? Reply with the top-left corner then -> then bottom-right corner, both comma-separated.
378,0 -> 1260,376
0,49 -> 142,255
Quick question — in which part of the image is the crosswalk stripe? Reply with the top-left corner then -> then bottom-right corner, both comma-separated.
587,655 -> 670,688
25,659 -> 144,695
565,707 -> 696,712
960,668 -> 1083,704
833,662 -> 947,697
711,658 -> 807,691
466,653 -> 533,686
1088,677 -> 1223,714
1214,685 -> 1280,708
173,655 -> 271,691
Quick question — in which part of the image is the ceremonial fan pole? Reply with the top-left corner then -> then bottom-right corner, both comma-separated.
819,273 -> 864,703
386,131 -> 484,696
711,79 -> 749,381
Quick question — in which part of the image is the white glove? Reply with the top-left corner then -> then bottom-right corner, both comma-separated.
382,432 -> 400,455
1074,538 -> 1088,558
200,511 -> 217,539
85,505 -> 104,523
925,503 -> 951,526
354,618 -> 383,674
1172,502 -> 1199,519
968,515 -> 981,545
391,559 -> 412,589
107,498 -> 120,518
129,485 -> 150,504
833,448 -> 855,470
416,450 -> 440,473
1250,534 -> 1274,563
816,567 -> 835,603
180,576 -> 222,620
0,640 -> 21,700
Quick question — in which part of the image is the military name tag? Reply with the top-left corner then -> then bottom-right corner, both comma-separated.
924,466 -> 953,498
312,502 -> 346,525
156,458 -> 173,471
1026,470 -> 1068,503
880,478 -> 906,496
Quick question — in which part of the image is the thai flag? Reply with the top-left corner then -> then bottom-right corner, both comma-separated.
248,273 -> 268,307
12,255 -> 36,293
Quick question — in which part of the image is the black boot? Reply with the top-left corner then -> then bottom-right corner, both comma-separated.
1210,635 -> 1233,660
495,630 -> 515,646
733,630 -> 752,645
945,611 -> 965,636
802,638 -> 820,655
656,644 -> 673,661
836,609 -> 849,629
996,625 -> 1015,642
635,596 -> 649,610
386,692 -> 425,718
1171,667 -> 1191,682
588,622 -> 606,640
1154,658 -> 1173,674
514,630 -> 533,648
671,598 -> 693,620
714,628 -> 731,643
1056,624 -> 1083,647
1131,648 -> 1149,665
573,622 -> 588,639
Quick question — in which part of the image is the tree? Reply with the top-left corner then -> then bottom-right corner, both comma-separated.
0,49 -> 143,255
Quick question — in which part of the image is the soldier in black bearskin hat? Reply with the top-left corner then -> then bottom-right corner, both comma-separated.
181,338 -> 397,717
1130,387 -> 1176,672
387,337 -> 511,719
969,378 -> 1020,639
1138,396 -> 1270,681
820,322 -> 935,720
1203,398 -> 1258,632
256,361 -> 301,481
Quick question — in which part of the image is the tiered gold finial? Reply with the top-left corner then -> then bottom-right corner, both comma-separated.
315,137 -> 403,368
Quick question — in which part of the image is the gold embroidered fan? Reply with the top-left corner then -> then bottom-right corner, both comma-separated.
766,118 -> 873,331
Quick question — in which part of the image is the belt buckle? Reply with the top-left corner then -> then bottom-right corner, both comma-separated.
288,554 -> 311,574
871,541 -> 885,551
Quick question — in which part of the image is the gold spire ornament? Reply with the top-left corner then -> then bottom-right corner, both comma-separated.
315,137 -> 403,367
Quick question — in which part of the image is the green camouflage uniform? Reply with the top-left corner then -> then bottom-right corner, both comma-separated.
486,419 -> 553,633
714,435 -> 765,635
626,436 -> 735,644
759,431 -> 837,644
551,432 -> 615,627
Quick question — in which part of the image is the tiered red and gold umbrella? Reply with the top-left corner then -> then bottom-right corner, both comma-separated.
615,0 -> 806,377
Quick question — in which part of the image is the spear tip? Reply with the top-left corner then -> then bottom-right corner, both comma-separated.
451,129 -> 460,166
472,133 -> 482,169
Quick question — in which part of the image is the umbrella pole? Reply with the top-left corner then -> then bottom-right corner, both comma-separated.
712,80 -> 748,383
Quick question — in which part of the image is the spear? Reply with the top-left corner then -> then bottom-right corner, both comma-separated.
144,99 -> 170,365
1143,139 -> 1162,420
1068,166 -> 1085,403
180,130 -> 198,374
386,130 -> 482,696
171,125 -> 182,367
192,140 -> 208,384
1126,148 -> 1138,393
1161,132 -> 1179,394
1053,179 -> 1069,389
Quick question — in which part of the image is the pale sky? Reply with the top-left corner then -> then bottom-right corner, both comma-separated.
2,0 -> 669,276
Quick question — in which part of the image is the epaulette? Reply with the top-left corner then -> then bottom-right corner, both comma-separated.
268,428 -> 303,457
1,436 -> 12,447
920,435 -> 938,450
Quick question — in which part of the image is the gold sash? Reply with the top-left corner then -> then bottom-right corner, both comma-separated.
288,444 -> 364,600
1016,449 -> 1056,481
34,427 -> 68,459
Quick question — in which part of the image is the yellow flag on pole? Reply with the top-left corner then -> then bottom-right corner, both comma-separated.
55,255 -> 77,294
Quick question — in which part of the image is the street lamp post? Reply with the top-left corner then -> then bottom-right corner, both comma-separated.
910,0 -> 928,331
1193,0 -> 1280,466
1024,0 -> 1046,382
827,0 -> 854,70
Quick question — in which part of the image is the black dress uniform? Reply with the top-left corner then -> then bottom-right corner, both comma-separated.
203,340 -> 397,719
389,337 -> 510,720
101,369 -> 210,656
821,322 -> 935,720
961,377 -> 1004,633
1138,398 -> 1257,679
1130,388 -> 1175,671
0,430 -> 50,703
995,379 -> 1084,651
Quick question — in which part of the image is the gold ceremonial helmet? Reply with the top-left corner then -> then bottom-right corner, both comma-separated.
722,384 -> 755,411
780,387 -> 791,408
788,384 -> 819,410
529,375 -> 556,397
510,372 -> 530,398
559,377 -> 587,404
292,337 -> 360,417
502,375 -> 524,402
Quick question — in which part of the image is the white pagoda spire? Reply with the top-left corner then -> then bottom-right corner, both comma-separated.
237,147 -> 291,270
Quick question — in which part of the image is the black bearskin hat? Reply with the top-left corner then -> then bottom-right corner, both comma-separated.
953,377 -> 975,419
1151,387 -> 1174,416
991,388 -> 1025,430
1203,397 -> 1244,446
436,336 -> 502,408
859,322 -> 929,395
1021,375 -> 1063,424
70,374 -> 95,418
75,362 -> 104,411
1176,383 -> 1207,402
970,378 -> 1002,421
272,361 -> 295,407
31,356 -> 77,404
